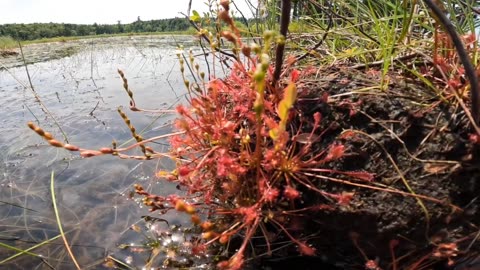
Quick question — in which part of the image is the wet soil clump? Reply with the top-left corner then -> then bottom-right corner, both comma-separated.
254,66 -> 480,269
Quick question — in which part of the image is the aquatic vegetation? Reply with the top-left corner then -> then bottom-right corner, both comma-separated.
23,0 -> 480,269
26,2 -> 374,268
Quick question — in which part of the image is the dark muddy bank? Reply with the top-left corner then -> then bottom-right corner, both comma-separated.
250,66 -> 480,270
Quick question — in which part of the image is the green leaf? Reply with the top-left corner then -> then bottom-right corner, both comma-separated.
269,128 -> 279,141
278,82 -> 297,122
284,83 -> 297,108
190,10 -> 201,22
278,101 -> 289,122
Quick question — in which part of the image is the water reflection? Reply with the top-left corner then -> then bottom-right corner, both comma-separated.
0,35 -> 199,269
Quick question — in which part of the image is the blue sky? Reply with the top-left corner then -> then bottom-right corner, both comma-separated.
0,0 -> 257,24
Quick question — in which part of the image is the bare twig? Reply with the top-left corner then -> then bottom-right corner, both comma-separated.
273,0 -> 292,85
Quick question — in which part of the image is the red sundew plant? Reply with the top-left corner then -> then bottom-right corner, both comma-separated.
133,4 -> 374,268
26,2 -> 373,269
427,31 -> 479,99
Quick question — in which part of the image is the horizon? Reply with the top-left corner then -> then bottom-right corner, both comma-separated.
0,0 -> 257,25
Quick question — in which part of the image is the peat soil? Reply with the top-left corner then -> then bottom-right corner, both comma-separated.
254,65 -> 480,270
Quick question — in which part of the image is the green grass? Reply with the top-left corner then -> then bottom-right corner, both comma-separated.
50,171 -> 81,270
0,36 -> 16,49
289,20 -> 316,33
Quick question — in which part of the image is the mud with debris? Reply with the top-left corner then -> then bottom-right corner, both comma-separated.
250,65 -> 480,269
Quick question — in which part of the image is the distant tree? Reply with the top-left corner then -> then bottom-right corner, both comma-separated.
117,20 -> 124,33
0,17 -> 194,40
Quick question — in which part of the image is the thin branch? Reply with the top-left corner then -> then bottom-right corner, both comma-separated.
273,0 -> 292,85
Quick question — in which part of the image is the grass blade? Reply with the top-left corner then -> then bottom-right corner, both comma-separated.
0,234 -> 62,264
51,170 -> 81,270
0,200 -> 37,212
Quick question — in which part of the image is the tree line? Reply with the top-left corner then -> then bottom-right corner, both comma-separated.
0,17 -> 192,41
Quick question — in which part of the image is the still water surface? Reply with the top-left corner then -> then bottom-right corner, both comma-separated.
0,35 -> 203,269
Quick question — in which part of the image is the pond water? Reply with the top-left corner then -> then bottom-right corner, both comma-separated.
0,35 -> 207,269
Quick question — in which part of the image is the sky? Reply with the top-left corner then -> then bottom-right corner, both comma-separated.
0,0 -> 257,25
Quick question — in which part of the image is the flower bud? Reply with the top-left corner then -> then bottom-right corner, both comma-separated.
220,0 -> 229,11
219,234 -> 229,244
27,122 -> 36,130
202,231 -> 214,239
63,144 -> 79,151
185,204 -> 196,215
175,200 -> 187,212
221,31 -> 237,44
80,150 -> 103,158
218,10 -> 232,24
241,45 -> 251,57
191,214 -> 201,224
201,221 -> 213,231
263,30 -> 275,40
48,139 -> 63,147
43,132 -> 54,140
99,147 -> 114,154
251,43 -> 261,54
